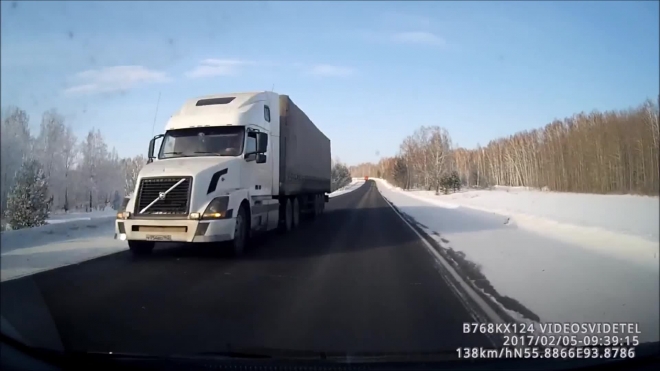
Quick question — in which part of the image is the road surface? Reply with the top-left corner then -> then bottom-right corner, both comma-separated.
1,181 -> 492,355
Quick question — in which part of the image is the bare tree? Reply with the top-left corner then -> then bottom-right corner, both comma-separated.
121,155 -> 147,196
78,129 -> 110,210
33,109 -> 70,210
426,127 -> 452,194
61,125 -> 78,212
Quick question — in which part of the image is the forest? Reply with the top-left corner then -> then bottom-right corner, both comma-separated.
1,106 -> 146,218
350,99 -> 659,196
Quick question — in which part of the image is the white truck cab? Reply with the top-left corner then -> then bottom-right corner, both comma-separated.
116,91 -> 331,256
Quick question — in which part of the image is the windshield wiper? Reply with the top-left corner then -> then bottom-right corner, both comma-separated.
162,151 -> 195,158
193,151 -> 226,156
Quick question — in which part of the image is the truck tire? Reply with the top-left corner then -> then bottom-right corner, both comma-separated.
309,194 -> 319,219
315,194 -> 323,217
128,241 -> 155,256
283,198 -> 293,232
292,197 -> 300,228
231,206 -> 248,256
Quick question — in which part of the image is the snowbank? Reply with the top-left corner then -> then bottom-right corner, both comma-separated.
375,178 -> 659,343
46,207 -> 117,224
411,185 -> 658,243
1,217 -> 125,282
328,178 -> 366,198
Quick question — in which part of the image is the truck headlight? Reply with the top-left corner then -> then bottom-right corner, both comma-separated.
120,197 -> 130,212
202,196 -> 231,219
116,211 -> 131,220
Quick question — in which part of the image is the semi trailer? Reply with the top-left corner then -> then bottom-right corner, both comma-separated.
115,92 -> 332,256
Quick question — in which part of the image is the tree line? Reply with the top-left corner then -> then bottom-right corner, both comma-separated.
1,106 -> 147,220
350,98 -> 659,196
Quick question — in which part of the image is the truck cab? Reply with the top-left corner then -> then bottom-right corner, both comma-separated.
116,91 -> 331,257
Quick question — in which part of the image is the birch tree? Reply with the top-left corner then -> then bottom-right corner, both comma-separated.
61,125 -> 78,212
121,155 -> 147,197
79,129 -> 109,210
34,109 -> 69,210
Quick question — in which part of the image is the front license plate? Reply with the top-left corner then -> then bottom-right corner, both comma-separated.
146,234 -> 172,241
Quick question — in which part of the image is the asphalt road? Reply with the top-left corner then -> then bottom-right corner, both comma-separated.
1,180 -> 492,356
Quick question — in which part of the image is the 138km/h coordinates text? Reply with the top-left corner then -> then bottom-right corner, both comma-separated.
457,347 -> 636,359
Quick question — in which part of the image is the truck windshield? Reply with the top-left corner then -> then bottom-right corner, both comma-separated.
158,126 -> 245,159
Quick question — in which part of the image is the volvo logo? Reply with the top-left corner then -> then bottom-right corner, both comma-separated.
158,192 -> 166,200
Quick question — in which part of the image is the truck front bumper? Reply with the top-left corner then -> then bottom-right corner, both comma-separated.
115,218 -> 236,243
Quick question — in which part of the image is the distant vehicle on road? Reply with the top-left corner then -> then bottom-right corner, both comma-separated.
115,92 -> 332,256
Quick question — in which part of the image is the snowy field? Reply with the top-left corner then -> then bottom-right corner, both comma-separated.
375,178 -> 659,342
1,181 -> 367,282
1,216 -> 126,282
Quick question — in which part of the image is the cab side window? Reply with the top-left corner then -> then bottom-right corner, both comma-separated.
264,105 -> 271,122
245,132 -> 257,155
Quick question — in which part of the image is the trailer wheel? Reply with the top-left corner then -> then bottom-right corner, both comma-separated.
284,198 -> 293,232
231,205 -> 248,256
315,194 -> 323,217
128,241 -> 155,256
309,194 -> 319,219
292,197 -> 300,228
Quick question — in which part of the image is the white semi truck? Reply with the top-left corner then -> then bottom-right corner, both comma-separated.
115,92 -> 332,256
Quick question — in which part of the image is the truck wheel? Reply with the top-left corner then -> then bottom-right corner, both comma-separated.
292,197 -> 300,228
314,194 -> 322,217
283,198 -> 293,232
231,206 -> 248,256
318,194 -> 324,215
128,241 -> 155,256
309,194 -> 319,219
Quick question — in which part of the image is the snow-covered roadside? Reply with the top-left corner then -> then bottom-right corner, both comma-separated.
0,177 -> 367,282
375,178 -> 659,343
46,207 -> 117,224
378,181 -> 659,269
1,217 -> 125,282
328,178 -> 366,198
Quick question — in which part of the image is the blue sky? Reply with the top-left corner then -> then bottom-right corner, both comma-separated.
1,1 -> 658,165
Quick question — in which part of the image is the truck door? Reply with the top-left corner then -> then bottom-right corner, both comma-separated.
244,127 -> 271,197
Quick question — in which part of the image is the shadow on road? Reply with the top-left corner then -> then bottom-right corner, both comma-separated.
138,201 -> 512,263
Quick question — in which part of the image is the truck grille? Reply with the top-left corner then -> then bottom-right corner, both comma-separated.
135,177 -> 192,215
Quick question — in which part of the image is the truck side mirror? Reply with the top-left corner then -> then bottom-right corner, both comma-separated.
256,154 -> 267,164
256,132 -> 268,153
147,134 -> 164,164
